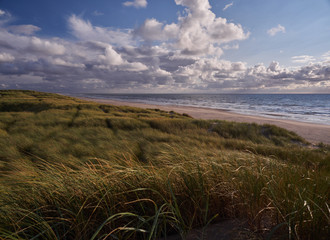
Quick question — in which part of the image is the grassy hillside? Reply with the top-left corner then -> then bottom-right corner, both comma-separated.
0,90 -> 329,239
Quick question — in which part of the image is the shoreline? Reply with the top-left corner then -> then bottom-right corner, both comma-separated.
79,97 -> 330,144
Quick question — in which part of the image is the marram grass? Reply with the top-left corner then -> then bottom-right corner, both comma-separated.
0,90 -> 329,239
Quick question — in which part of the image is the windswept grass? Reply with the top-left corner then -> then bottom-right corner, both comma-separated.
0,90 -> 329,239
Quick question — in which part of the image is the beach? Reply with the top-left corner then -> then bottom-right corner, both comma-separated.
80,97 -> 330,144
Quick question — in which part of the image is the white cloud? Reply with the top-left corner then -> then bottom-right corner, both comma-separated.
175,0 -> 249,55
175,58 -> 247,85
123,0 -> 147,8
135,0 -> 249,56
291,55 -> 315,64
68,15 -> 133,46
8,25 -> 41,35
322,51 -> 330,61
267,24 -> 285,36
29,37 -> 66,55
134,18 -> 179,41
0,9 -> 5,16
223,2 -> 233,11
99,45 -> 124,66
0,30 -> 65,55
0,53 -> 14,62
267,61 -> 281,72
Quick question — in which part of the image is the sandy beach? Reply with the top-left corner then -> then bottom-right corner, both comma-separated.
80,97 -> 330,145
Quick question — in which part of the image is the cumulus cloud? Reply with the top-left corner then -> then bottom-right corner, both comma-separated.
267,24 -> 285,36
172,59 -> 330,92
0,9 -> 5,16
123,0 -> 147,8
223,2 -> 233,11
99,45 -> 125,66
174,0 -> 249,55
291,55 -> 315,64
134,18 -> 179,41
135,0 -> 249,56
8,25 -> 41,35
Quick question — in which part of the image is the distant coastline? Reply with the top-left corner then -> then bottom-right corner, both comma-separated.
71,93 -> 330,126
76,96 -> 330,144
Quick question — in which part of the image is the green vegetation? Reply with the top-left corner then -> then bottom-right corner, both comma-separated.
0,90 -> 329,239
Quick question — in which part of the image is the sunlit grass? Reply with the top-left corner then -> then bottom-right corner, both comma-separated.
0,90 -> 329,239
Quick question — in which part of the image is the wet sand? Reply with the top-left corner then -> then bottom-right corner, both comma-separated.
80,97 -> 330,144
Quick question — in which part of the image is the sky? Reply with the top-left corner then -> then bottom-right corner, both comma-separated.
0,0 -> 329,93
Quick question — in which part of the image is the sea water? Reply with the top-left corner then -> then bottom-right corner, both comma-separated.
76,93 -> 330,126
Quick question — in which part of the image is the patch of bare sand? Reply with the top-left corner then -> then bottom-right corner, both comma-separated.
80,98 -> 330,145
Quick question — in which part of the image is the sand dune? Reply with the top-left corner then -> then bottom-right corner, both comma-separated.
80,97 -> 330,145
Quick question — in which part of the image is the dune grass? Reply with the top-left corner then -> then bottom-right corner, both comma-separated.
0,90 -> 329,239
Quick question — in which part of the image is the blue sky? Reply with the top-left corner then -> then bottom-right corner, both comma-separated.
0,0 -> 329,93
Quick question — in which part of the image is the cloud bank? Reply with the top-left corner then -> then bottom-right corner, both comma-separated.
0,2 -> 329,93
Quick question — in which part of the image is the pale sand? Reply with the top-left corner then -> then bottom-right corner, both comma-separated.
80,97 -> 330,144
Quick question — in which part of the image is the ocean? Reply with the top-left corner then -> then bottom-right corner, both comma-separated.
76,93 -> 330,126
